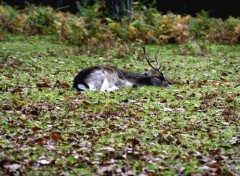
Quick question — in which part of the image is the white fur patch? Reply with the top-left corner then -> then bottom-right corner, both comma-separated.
88,83 -> 97,91
77,84 -> 89,91
106,86 -> 119,91
126,81 -> 133,86
100,78 -> 111,91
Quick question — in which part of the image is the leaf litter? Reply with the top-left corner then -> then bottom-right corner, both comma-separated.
0,37 -> 239,175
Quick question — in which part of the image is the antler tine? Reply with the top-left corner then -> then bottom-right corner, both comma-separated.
142,46 -> 157,71
154,48 -> 161,70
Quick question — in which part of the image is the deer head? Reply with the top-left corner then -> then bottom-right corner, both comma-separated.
142,46 -> 169,87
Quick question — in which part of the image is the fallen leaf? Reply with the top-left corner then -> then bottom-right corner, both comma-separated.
229,137 -> 238,145
37,159 -> 51,165
176,107 -> 185,112
163,108 -> 173,112
50,132 -> 63,141
5,163 -> 21,172
97,165 -> 115,175
4,74 -> 14,78
101,147 -> 115,152
103,103 -> 111,108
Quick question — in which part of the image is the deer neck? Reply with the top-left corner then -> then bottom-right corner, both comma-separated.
116,69 -> 153,86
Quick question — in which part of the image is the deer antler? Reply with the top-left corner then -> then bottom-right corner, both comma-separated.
142,46 -> 161,71
154,48 -> 161,70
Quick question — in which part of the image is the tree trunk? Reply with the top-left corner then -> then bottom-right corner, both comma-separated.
106,0 -> 132,19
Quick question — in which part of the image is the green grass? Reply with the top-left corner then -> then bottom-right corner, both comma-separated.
0,35 -> 239,175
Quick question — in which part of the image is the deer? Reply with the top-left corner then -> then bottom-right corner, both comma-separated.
72,46 -> 169,91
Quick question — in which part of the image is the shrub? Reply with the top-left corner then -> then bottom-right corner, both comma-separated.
0,4 -> 239,47
207,17 -> 240,44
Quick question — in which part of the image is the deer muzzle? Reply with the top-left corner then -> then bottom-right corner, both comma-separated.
162,81 -> 170,87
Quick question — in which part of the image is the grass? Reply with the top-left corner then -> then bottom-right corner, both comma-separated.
0,35 -> 239,175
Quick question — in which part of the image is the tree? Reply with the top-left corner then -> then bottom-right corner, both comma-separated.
106,0 -> 132,18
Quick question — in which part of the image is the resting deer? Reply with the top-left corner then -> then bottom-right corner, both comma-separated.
73,47 -> 169,91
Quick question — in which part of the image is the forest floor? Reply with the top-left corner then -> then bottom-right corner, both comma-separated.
0,35 -> 239,175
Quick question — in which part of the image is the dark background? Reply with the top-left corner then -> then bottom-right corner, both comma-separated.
1,0 -> 240,19
156,0 -> 240,19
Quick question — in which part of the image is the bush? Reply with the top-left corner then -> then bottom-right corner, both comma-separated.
0,4 -> 239,47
